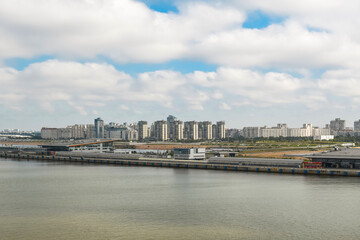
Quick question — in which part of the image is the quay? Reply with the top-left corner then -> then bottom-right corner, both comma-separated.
1,152 -> 360,177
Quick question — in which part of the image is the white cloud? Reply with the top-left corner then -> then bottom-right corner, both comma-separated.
220,102 -> 232,110
0,60 -> 335,114
1,0 -> 359,71
2,59 -> 360,128
188,67 -> 313,105
0,60 -> 186,113
190,20 -> 359,69
2,0 -> 360,127
0,0 -> 244,63
8,58 -> 360,119
120,105 -> 130,111
318,69 -> 360,104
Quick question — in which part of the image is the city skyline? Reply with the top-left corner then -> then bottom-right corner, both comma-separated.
5,115 -> 360,132
39,116 -> 360,140
1,0 -> 360,130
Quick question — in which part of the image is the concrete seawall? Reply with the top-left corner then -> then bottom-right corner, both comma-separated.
1,152 -> 360,177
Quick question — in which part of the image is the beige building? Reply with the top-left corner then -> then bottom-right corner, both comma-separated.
330,118 -> 346,134
154,120 -> 167,141
216,121 -> 226,139
184,121 -> 198,140
123,129 -> 138,141
354,120 -> 360,131
41,128 -> 59,139
261,124 -> 287,138
242,123 -> 330,138
138,121 -> 148,140
212,124 -> 217,139
41,127 -> 73,139
171,120 -> 184,140
242,127 -> 261,138
198,121 -> 212,140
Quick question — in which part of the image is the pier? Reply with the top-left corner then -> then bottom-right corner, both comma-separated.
1,152 -> 360,177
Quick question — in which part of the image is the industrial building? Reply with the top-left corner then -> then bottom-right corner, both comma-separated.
207,157 -> 303,168
313,135 -> 334,141
307,148 -> 360,169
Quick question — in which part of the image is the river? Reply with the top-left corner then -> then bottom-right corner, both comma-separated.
1,158 -> 359,239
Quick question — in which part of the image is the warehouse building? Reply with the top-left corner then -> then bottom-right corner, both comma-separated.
307,148 -> 360,169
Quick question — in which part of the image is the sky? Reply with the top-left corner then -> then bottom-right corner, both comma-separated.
1,0 -> 360,130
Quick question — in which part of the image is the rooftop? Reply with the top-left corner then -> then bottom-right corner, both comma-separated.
309,148 -> 360,160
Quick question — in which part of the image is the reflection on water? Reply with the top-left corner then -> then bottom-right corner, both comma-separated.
1,158 -> 360,240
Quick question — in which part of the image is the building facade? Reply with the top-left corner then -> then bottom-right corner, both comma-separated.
94,117 -> 105,138
216,121 -> 226,139
167,115 -> 177,140
174,148 -> 206,160
242,123 -> 330,138
354,120 -> 360,131
330,118 -> 346,134
154,120 -> 167,141
242,127 -> 261,138
171,120 -> 184,140
198,121 -> 212,140
138,121 -> 148,140
184,121 -> 198,140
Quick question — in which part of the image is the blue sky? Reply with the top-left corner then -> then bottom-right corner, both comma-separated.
140,0 -> 179,13
0,0 -> 359,130
242,10 -> 286,29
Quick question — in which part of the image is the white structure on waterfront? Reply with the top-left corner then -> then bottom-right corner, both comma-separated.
174,148 -> 206,160
313,135 -> 335,141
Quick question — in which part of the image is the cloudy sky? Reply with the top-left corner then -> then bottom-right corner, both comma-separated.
1,0 -> 360,130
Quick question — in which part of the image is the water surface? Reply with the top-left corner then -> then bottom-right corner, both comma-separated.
1,158 -> 359,239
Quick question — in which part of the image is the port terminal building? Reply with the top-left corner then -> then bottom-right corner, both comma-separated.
174,148 -> 206,160
307,148 -> 360,169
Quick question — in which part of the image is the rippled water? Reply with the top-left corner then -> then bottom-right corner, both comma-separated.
1,158 -> 360,240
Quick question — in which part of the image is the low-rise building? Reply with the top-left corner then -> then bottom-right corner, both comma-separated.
313,135 -> 334,141
174,148 -> 206,160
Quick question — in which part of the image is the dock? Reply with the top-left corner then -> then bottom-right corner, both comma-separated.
1,152 -> 360,177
